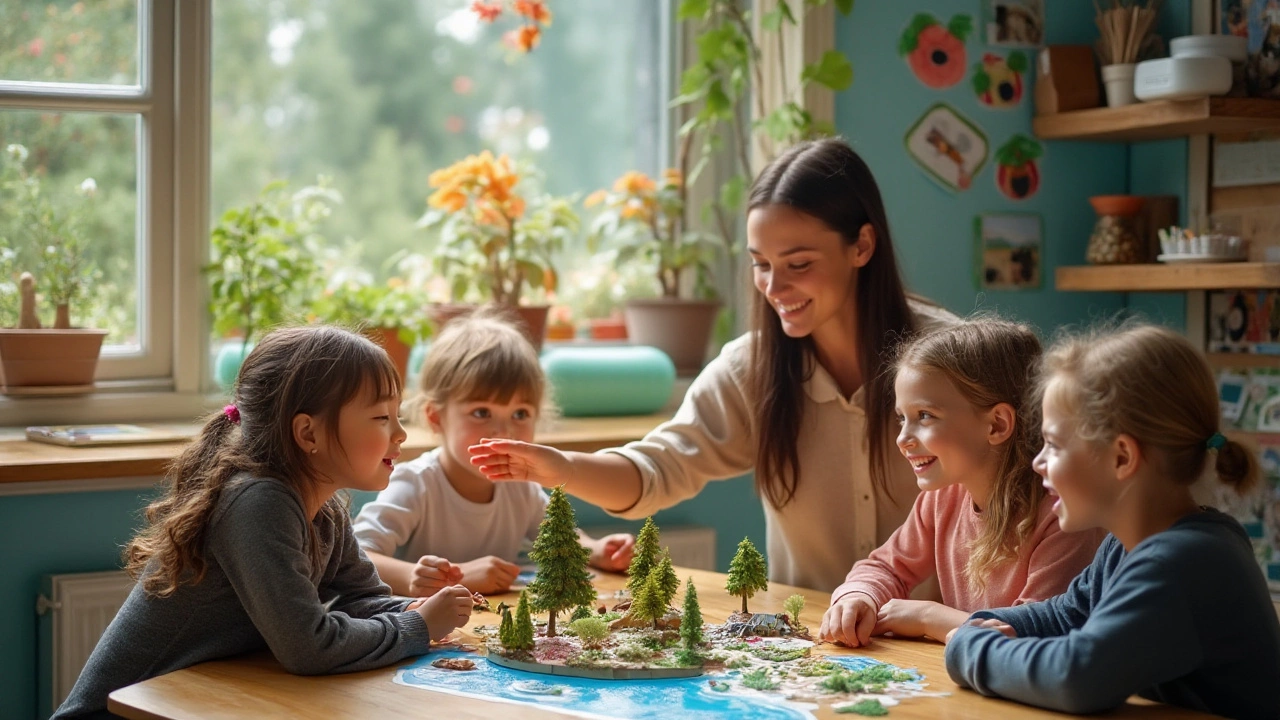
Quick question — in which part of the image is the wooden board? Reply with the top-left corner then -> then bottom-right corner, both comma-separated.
1056,262 -> 1280,291
108,567 -> 1212,720
0,414 -> 670,485
1034,97 -> 1280,142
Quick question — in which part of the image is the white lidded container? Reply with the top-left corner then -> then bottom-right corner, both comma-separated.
1170,34 -> 1248,96
1134,55 -> 1233,101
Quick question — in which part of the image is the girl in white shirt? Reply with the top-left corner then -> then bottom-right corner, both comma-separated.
354,308 -> 635,596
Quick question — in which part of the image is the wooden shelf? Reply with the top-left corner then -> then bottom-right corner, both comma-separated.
1206,352 -> 1280,370
1033,97 -> 1280,141
1055,262 -> 1280,291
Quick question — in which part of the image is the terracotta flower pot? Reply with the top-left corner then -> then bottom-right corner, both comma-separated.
589,318 -> 628,341
0,328 -> 108,390
428,302 -> 550,351
368,327 -> 411,385
623,299 -> 721,375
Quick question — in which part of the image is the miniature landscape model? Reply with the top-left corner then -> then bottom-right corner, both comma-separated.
394,487 -> 947,718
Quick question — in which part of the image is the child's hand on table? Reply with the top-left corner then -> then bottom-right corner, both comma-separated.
458,555 -> 520,595
409,585 -> 473,641
589,533 -> 636,572
409,555 -> 463,597
820,592 -> 878,648
468,438 -> 572,487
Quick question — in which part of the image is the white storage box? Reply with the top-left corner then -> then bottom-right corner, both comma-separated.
1134,55 -> 1232,101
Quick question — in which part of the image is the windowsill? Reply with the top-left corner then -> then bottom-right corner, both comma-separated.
0,413 -> 671,485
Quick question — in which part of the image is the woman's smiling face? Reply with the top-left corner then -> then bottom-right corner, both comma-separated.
747,204 -> 866,340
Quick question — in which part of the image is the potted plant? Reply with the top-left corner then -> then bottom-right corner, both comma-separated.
419,151 -> 579,349
585,169 -> 726,372
0,144 -> 107,393
310,278 -> 433,382
205,179 -> 335,389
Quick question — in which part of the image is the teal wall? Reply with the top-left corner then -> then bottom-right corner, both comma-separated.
835,1 -> 1192,333
2,477 -> 763,720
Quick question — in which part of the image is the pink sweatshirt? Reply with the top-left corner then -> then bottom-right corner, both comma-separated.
831,483 -> 1105,612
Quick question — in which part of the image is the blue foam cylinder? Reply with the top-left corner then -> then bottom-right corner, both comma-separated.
540,345 -> 676,417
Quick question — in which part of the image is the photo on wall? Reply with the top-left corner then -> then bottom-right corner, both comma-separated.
904,103 -> 989,192
1219,0 -> 1280,97
974,212 -> 1043,290
983,0 -> 1044,47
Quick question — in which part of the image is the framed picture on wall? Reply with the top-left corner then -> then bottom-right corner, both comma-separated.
983,0 -> 1044,47
974,212 -> 1043,290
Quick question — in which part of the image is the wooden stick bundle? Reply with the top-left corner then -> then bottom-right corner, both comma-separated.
1095,0 -> 1162,65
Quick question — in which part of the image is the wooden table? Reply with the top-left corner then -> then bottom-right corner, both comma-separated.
109,568 -> 1213,719
0,414 -> 668,484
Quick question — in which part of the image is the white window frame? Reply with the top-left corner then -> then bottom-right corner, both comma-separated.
0,0 -> 211,426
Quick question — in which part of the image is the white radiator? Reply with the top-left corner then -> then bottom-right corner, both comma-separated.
38,570 -> 135,710
582,524 -> 716,571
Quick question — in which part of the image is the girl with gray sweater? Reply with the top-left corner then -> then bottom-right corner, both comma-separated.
54,326 -> 473,719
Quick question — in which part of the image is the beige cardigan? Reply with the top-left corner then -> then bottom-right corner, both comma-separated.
605,301 -> 956,592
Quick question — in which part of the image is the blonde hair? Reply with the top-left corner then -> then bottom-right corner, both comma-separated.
414,306 -> 547,417
1040,323 -> 1256,492
895,318 -> 1044,590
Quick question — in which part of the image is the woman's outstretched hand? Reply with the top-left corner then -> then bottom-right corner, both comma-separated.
468,438 -> 572,487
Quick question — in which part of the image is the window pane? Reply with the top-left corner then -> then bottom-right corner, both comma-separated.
0,110 -> 139,351
211,0 -> 662,295
0,1 -> 140,87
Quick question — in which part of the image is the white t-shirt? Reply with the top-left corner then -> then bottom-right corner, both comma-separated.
352,449 -> 550,564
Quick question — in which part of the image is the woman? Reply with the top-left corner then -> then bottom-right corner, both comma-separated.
470,138 -> 953,592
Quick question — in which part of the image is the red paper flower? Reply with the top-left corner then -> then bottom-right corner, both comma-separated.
899,13 -> 972,89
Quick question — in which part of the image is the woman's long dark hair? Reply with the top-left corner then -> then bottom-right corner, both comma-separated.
747,138 -> 915,509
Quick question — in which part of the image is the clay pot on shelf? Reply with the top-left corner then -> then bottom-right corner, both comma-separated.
1086,195 -> 1146,265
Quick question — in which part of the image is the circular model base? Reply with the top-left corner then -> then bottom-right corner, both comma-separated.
486,652 -> 703,680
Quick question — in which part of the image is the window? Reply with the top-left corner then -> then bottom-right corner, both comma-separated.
209,0 -> 667,305
0,0 -> 174,381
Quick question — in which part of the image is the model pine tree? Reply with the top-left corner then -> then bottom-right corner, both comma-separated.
680,577 -> 703,650
514,591 -> 535,651
498,607 -> 515,649
725,536 -> 768,614
527,486 -> 596,637
654,550 -> 679,608
626,516 -> 661,596
633,564 -> 669,630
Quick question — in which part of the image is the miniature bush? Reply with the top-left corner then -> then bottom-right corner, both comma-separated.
796,658 -> 839,676
566,649 -> 608,668
724,655 -> 753,669
571,605 -> 593,622
570,617 -> 609,649
615,641 -> 655,662
673,648 -> 703,667
724,641 -> 750,652
783,594 -> 806,627
836,699 -> 889,716
750,645 -> 809,662
740,668 -> 780,691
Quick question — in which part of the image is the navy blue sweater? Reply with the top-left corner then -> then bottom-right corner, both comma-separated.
946,509 -> 1280,720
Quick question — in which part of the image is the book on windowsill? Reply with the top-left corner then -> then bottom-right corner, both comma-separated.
25,424 -> 193,447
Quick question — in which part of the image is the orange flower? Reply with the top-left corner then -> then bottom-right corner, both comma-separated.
513,0 -> 553,26
620,198 -> 654,222
428,188 -> 468,212
584,189 -> 608,208
662,168 -> 683,189
470,1 -> 502,23
613,170 -> 655,195
504,24 -> 541,52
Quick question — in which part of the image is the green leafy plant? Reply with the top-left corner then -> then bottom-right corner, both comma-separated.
0,143 -> 101,329
421,151 -> 579,307
783,593 -> 806,628
671,0 -> 856,259
206,180 -> 337,344
740,667 -> 780,691
568,616 -> 609,649
310,279 -> 433,346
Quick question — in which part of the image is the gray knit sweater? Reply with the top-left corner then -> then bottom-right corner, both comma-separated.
53,475 -> 432,719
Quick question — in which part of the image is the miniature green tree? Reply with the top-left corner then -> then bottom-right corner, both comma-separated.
498,607 -> 515,649
654,550 -> 680,608
633,565 -> 669,630
570,605 -> 593,623
514,591 -> 535,651
783,594 -> 806,628
680,577 -> 703,651
569,616 -> 609,649
726,536 -> 768,614
626,516 -> 661,596
527,486 -> 597,637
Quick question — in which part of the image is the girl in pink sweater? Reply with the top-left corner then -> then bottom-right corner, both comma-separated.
820,319 -> 1103,647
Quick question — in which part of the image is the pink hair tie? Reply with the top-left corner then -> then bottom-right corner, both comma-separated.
223,404 -> 241,424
